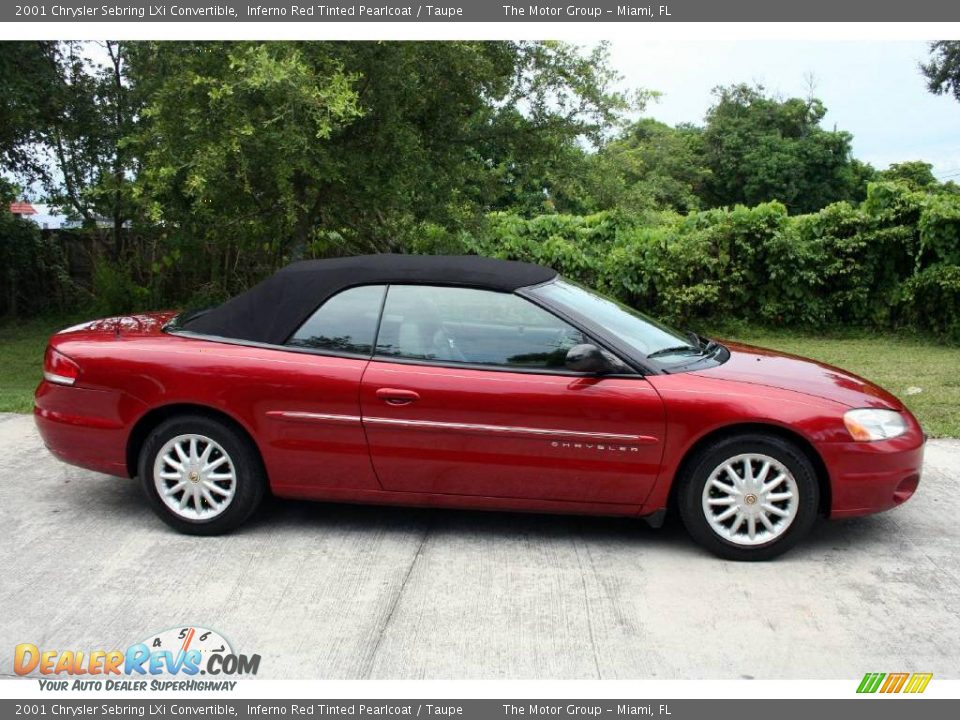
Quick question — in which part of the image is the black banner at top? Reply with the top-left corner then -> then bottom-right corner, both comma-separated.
4,0 -> 959,23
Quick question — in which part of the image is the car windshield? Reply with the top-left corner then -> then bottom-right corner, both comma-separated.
530,279 -> 702,363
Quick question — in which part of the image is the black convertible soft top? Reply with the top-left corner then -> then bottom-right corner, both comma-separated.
179,254 -> 558,345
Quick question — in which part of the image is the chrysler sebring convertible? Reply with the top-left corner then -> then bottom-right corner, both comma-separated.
34,254 -> 924,560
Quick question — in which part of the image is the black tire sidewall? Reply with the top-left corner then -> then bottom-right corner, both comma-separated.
678,434 -> 820,561
138,415 -> 265,535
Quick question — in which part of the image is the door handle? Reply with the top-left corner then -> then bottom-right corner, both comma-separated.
376,388 -> 420,406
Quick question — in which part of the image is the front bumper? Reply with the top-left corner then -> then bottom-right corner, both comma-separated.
821,430 -> 925,519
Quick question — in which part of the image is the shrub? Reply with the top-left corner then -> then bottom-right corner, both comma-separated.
897,264 -> 960,341
0,214 -> 79,318
91,259 -> 151,316
431,182 -> 960,341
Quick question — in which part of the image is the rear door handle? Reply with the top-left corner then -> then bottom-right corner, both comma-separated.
376,388 -> 420,406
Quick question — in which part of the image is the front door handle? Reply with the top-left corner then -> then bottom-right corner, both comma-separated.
376,388 -> 420,406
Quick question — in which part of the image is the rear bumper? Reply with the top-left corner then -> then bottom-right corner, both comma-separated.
33,381 -> 136,477
822,431 -> 925,519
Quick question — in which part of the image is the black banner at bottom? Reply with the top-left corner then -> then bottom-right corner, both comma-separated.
2,699 -> 956,720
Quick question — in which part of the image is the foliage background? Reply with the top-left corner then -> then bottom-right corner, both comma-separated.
1,40 -> 959,342
406,181 -> 960,340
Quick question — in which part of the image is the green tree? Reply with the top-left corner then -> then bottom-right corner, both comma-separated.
1,41 -> 139,258
0,177 -> 74,318
0,42 -> 59,181
878,161 -> 939,189
699,84 -> 871,213
128,40 -> 633,281
921,41 -> 960,102
129,41 -> 362,291
45,41 -> 138,258
579,118 -> 710,212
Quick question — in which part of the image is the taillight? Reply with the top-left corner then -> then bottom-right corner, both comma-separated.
43,347 -> 80,386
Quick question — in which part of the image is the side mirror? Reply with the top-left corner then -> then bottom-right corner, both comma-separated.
565,344 -> 613,374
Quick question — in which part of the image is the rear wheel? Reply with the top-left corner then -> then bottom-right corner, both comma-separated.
138,414 -> 265,535
677,433 -> 819,561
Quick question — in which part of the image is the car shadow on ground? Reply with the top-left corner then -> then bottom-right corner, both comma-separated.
249,491 -> 893,562
89,472 -> 893,562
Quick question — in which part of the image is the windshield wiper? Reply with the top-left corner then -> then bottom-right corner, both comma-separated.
685,330 -> 703,349
685,329 -> 723,355
647,344 -> 702,359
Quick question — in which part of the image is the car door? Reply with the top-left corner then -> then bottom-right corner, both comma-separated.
255,284 -> 387,497
359,284 -> 666,506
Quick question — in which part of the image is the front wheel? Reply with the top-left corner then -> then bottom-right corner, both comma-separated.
138,414 -> 265,535
677,434 -> 819,561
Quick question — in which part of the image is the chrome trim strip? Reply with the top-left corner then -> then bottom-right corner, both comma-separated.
267,410 -> 658,445
266,411 -> 362,425
363,416 -> 657,444
43,371 -> 76,386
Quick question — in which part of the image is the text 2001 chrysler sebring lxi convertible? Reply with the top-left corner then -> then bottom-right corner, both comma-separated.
34,255 -> 924,560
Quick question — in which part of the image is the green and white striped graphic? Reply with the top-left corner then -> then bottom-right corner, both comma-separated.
857,672 -> 933,694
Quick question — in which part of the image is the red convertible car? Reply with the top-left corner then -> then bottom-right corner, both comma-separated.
35,255 -> 924,560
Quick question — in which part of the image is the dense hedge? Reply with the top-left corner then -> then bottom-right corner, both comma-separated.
0,212 -> 79,319
5,181 -> 959,341
411,181 -> 960,340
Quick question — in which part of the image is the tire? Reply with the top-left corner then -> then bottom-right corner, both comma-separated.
677,433 -> 819,561
138,414 -> 266,535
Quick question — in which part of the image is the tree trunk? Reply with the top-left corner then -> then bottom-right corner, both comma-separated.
291,173 -> 322,262
108,41 -> 125,261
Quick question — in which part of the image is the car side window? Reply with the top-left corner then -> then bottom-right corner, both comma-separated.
375,285 -> 586,369
287,285 -> 386,355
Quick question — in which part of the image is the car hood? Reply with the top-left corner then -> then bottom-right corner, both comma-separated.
691,341 -> 904,410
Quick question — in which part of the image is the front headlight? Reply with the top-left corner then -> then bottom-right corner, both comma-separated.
843,409 -> 908,442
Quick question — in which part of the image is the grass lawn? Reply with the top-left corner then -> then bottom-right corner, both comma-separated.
712,326 -> 960,438
1,318 -> 958,437
0,318 -> 76,414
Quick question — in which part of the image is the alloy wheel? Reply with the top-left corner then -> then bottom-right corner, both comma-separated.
153,433 -> 237,521
700,453 -> 800,546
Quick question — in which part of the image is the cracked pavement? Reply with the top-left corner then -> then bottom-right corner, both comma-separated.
1,412 -> 958,679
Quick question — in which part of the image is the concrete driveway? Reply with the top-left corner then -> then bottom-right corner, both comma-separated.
1,411 -> 958,679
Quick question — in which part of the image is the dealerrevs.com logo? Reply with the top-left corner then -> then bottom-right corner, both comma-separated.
14,626 -> 260,691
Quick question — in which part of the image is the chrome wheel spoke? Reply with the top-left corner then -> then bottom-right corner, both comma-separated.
729,512 -> 745,534
711,478 -> 739,496
763,473 -> 786,492
203,480 -> 231,497
163,481 -> 186,497
199,484 -> 219,508
724,464 -> 744,487
762,503 -> 791,518
701,452 -> 800,547
755,461 -> 771,486
715,506 -> 738,522
203,455 -> 228,473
